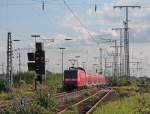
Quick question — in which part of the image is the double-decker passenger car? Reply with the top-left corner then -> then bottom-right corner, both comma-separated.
63,67 -> 106,90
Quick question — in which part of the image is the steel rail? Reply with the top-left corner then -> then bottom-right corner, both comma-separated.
85,89 -> 112,114
56,89 -> 109,114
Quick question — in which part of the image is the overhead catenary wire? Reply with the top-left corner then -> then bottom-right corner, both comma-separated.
2,0 -> 57,42
0,25 -> 32,43
62,0 -> 98,42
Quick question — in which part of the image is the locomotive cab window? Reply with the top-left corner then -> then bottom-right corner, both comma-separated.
64,70 -> 77,78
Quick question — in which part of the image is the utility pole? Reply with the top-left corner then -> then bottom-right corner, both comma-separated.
99,48 -> 103,74
75,56 -> 80,67
104,58 -> 107,76
6,32 -> 13,84
13,40 -> 21,81
59,48 -> 66,82
112,28 -> 124,77
18,48 -> 21,81
114,5 -> 141,79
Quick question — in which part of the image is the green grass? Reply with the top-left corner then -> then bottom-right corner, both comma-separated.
93,94 -> 150,114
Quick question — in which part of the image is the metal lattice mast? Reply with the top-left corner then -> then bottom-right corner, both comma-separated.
6,32 -> 13,84
114,40 -> 118,76
110,40 -> 121,76
112,28 -> 124,77
111,40 -> 119,76
104,58 -> 107,76
113,5 -> 141,79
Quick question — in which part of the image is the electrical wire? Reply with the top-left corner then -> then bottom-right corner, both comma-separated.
62,0 -> 97,42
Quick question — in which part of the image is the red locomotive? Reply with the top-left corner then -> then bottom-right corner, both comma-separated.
63,67 -> 106,90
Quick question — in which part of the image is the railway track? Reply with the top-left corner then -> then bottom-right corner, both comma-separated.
0,97 -> 34,112
54,88 -> 91,98
56,88 -> 112,114
83,89 -> 112,114
54,88 -> 99,112
54,92 -> 67,98
0,88 -> 92,112
57,88 -> 112,114
0,87 -> 112,113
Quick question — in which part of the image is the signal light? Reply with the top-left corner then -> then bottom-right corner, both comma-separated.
27,53 -> 35,61
35,50 -> 45,75
28,62 -> 35,71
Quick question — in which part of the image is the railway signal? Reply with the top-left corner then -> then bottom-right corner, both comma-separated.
35,50 -> 45,75
35,42 -> 45,84
27,53 -> 35,71
27,42 -> 45,85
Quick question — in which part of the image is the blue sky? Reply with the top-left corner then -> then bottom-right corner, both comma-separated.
0,0 -> 150,76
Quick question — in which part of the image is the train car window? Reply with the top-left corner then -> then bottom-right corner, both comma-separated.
64,70 -> 77,79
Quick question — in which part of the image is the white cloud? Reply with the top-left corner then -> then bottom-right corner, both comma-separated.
62,13 -> 97,39
1,0 -> 150,75
46,0 -> 150,74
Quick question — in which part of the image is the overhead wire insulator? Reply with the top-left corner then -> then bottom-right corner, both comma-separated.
95,4 -> 97,13
42,1 -> 45,11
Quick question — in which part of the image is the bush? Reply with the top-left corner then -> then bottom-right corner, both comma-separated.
0,80 -> 11,93
13,72 -> 34,85
35,90 -> 55,110
2,108 -> 16,114
46,72 -> 62,93
135,97 -> 150,114
19,80 -> 26,85
107,76 -> 133,86
17,102 -> 42,114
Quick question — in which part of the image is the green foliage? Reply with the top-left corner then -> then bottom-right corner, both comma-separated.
84,91 -> 91,96
13,72 -> 34,85
0,80 -> 11,93
93,95 -> 140,114
135,96 -> 150,113
13,71 -> 61,90
65,96 -> 76,104
4,92 -> 18,100
3,102 -> 53,114
35,90 -> 55,109
46,71 -> 62,93
62,106 -> 79,114
1,71 -> 61,114
2,108 -> 16,114
18,80 -> 26,86
94,94 -> 150,114
31,71 -> 61,112
107,76 -> 132,86
17,102 -> 43,114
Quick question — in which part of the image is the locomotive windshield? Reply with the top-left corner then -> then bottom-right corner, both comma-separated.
64,70 -> 77,79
